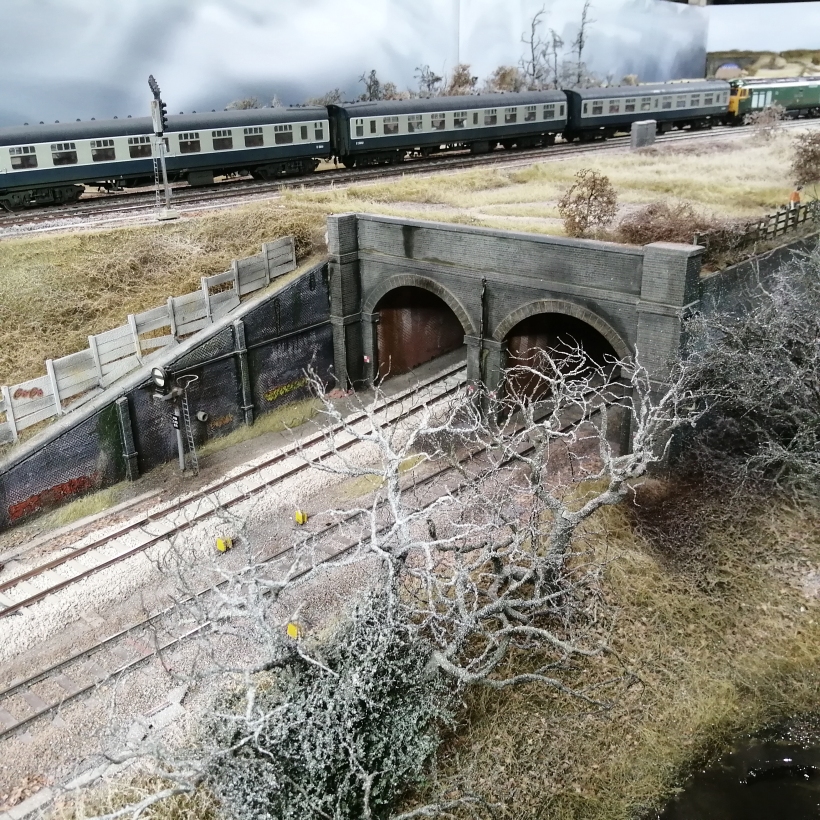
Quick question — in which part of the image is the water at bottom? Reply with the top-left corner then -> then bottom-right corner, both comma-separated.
659,722 -> 820,819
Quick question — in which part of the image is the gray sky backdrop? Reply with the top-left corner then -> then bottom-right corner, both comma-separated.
1,1 -> 817,127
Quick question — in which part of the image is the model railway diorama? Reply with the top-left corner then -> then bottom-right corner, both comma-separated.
1,75 -> 818,210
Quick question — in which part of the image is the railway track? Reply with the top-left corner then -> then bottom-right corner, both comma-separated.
1,120 -> 808,235
0,366 -> 616,743
0,363 -> 467,620
0,362 -> 470,740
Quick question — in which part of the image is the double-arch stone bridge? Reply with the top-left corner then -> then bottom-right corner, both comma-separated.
327,213 -> 703,392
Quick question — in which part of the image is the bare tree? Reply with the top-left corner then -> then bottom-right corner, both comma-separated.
415,64 -> 443,96
226,97 -> 260,110
548,29 -> 565,89
792,130 -> 820,198
483,65 -> 527,94
520,6 -> 550,89
444,63 -> 478,96
572,0 -> 595,88
359,69 -> 384,101
305,88 -> 343,106
62,349 -> 699,820
746,103 -> 786,141
684,247 -> 820,489
558,168 -> 618,237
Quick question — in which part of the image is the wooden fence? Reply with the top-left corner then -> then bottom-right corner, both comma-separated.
0,237 -> 296,445
693,200 -> 820,260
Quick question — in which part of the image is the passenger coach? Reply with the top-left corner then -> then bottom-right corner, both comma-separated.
0,107 -> 331,209
328,91 -> 568,168
564,80 -> 730,140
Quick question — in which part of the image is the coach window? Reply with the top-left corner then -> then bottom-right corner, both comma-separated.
454,111 -> 467,128
661,96 -> 672,110
369,120 -> 376,134
128,135 -> 152,158
244,127 -> 263,148
484,109 -> 497,126
583,102 -> 588,115
473,112 -> 479,125
51,142 -> 78,165
408,114 -> 423,133
274,124 -> 294,145
608,100 -> 620,114
431,113 -> 446,130
703,93 -> 714,106
542,104 -> 554,119
690,95 -> 700,107
9,146 -> 38,169
212,129 -> 233,151
624,98 -> 636,113
383,116 -> 399,135
640,97 -> 652,112
559,103 -> 565,117
504,107 -> 517,124
179,132 -> 201,153
354,119 -> 364,137
524,105 -> 537,122
592,101 -> 603,115
90,139 -> 116,162
675,95 -> 687,109
317,122 -> 326,140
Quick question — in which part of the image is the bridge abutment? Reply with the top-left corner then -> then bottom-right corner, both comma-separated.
327,213 -> 703,394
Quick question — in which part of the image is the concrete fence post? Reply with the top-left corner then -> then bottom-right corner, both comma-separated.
116,396 -> 140,481
127,313 -> 142,363
1,385 -> 18,442
167,296 -> 178,339
233,319 -> 254,427
45,359 -> 62,415
201,277 -> 213,322
88,334 -> 103,386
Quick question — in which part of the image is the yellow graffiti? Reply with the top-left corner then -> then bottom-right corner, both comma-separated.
264,376 -> 308,403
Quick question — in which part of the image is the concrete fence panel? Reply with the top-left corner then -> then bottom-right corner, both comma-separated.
53,349 -> 99,408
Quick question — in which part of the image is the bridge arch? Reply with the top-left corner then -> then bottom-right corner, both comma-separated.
362,274 -> 477,337
492,299 -> 631,361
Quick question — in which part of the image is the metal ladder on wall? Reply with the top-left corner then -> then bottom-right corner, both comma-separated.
177,375 -> 199,475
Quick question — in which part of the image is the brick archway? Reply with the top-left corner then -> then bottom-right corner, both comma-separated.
362,273 -> 478,337
493,299 -> 632,360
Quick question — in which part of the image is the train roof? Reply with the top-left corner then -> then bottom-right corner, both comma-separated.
730,75 -> 820,88
330,90 -> 567,117
0,106 -> 328,146
566,80 -> 728,101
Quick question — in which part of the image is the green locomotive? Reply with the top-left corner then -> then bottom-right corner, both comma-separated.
727,76 -> 820,123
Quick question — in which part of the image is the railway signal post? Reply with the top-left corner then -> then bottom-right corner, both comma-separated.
148,75 -> 179,221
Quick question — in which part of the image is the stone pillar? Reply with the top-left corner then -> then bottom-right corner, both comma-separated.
327,214 -> 363,388
116,396 -> 139,481
481,339 -> 507,397
636,242 -> 704,389
361,312 -> 379,385
463,335 -> 482,385
233,318 -> 254,426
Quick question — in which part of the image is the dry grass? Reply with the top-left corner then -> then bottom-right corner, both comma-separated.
0,204 -> 325,385
196,396 -> 322,458
51,776 -> 218,820
417,481 -> 820,819
0,131 -> 800,390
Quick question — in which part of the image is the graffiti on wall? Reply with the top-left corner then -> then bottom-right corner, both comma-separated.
8,474 -> 97,522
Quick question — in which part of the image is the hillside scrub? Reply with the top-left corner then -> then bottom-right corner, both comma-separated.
0,205 -> 323,385
0,131 -> 799,388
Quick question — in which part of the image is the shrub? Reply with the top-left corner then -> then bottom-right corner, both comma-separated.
617,200 -> 715,246
203,593 -> 455,820
792,131 -> 820,190
557,169 -> 617,237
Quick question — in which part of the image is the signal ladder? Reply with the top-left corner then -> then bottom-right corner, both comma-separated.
177,375 -> 199,475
